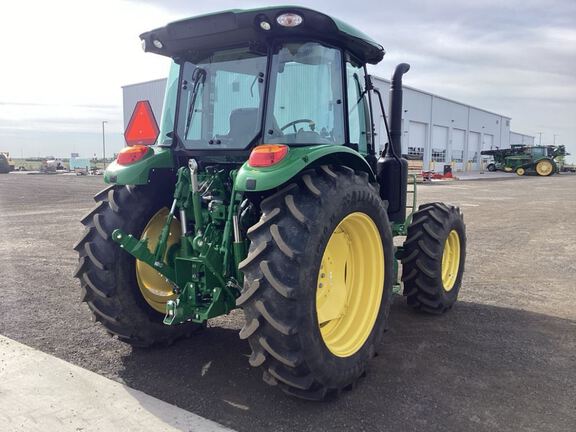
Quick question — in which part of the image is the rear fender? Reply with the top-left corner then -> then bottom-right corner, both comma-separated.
235,145 -> 375,192
104,147 -> 174,185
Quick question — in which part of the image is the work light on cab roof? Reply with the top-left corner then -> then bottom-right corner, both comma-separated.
276,12 -> 303,27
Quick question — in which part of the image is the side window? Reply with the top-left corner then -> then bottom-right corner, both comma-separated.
346,61 -> 368,153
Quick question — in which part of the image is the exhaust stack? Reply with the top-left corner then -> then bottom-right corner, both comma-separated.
377,63 -> 410,223
388,63 -> 410,158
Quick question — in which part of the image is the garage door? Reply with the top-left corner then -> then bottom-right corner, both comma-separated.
469,132 -> 481,168
483,133 -> 494,151
452,128 -> 465,171
452,129 -> 465,162
432,125 -> 448,163
408,121 -> 426,160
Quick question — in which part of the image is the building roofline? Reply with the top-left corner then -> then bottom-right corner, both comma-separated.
121,78 -> 167,89
372,76 -> 512,120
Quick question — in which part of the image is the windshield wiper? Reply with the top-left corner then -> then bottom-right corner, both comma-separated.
184,67 -> 207,137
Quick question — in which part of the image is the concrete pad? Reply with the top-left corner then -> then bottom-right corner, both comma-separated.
0,336 -> 234,432
455,170 -> 518,180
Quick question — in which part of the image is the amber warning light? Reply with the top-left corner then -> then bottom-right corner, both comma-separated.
248,144 -> 289,167
124,100 -> 160,146
117,145 -> 151,165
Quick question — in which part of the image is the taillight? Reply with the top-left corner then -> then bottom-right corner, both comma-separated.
117,145 -> 151,165
248,145 -> 289,167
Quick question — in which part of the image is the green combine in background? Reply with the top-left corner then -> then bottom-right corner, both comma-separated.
482,144 -> 569,176
75,6 -> 466,400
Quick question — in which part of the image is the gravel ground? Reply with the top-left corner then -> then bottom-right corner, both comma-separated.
0,173 -> 575,432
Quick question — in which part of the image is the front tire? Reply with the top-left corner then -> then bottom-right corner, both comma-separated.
74,184 -> 201,347
238,166 -> 394,400
401,203 -> 466,314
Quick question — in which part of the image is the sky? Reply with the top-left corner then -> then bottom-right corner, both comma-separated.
1,0 -> 575,161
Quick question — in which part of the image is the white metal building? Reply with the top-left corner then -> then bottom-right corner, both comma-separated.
122,78 -> 167,129
369,77 -> 515,171
509,131 -> 535,146
123,76 -> 533,171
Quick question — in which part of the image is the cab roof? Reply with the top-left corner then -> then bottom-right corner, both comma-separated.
140,6 -> 385,65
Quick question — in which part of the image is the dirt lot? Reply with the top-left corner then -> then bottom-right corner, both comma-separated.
0,173 -> 575,432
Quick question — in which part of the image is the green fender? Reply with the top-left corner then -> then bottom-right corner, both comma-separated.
104,147 -> 174,185
235,145 -> 375,192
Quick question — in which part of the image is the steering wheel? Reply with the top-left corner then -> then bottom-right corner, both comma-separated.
280,119 -> 316,133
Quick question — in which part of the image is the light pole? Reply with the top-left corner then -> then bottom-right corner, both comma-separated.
101,121 -> 107,168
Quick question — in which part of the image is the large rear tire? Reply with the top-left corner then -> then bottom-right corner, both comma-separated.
74,184 -> 201,347
535,159 -> 554,176
238,166 -> 394,400
401,203 -> 466,314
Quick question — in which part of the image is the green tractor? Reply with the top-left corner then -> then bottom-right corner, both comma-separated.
482,144 -> 568,176
75,6 -> 466,400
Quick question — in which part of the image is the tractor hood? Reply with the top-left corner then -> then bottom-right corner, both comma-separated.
140,6 -> 385,65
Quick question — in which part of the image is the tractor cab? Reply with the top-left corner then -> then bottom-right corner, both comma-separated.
108,6 -> 412,221
142,7 -> 383,160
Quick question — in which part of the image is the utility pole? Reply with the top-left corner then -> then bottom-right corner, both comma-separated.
101,121 -> 107,168
537,132 -> 542,146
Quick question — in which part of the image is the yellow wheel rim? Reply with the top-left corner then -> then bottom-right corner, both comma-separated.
442,230 -> 461,292
536,160 -> 553,176
136,208 -> 181,313
516,168 -> 525,176
316,212 -> 384,358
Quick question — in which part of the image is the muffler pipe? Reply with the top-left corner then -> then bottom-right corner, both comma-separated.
387,63 -> 410,158
377,63 -> 410,224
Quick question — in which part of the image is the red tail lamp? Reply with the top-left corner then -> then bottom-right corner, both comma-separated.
117,145 -> 151,165
248,144 -> 289,167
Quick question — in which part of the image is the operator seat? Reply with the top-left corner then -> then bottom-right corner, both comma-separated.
222,108 -> 259,147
